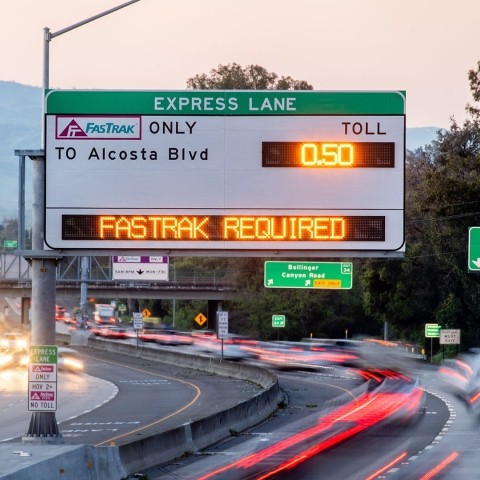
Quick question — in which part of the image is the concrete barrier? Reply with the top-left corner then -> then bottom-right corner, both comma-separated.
0,444 -> 128,480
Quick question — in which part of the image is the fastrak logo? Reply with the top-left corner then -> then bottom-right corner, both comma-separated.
55,115 -> 142,140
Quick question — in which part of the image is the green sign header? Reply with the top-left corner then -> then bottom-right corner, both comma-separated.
29,345 -> 58,364
265,261 -> 353,289
45,90 -> 406,116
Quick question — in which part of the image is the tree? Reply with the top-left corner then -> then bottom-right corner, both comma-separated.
362,62 -> 480,350
186,63 -> 313,91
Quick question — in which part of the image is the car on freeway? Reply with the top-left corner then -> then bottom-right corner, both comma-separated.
90,324 -> 130,339
0,332 -> 30,368
138,327 -> 193,346
1,332 -> 29,352
58,347 -> 84,372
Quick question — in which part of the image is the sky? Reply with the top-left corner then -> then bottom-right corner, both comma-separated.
1,0 -> 480,129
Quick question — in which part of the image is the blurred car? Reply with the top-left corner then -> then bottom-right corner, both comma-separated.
1,332 -> 28,352
0,332 -> 29,368
58,347 -> 84,372
138,328 -> 193,346
90,324 -> 130,339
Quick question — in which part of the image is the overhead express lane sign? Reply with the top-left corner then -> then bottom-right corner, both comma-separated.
264,261 -> 353,289
468,227 -> 480,271
44,90 -> 405,257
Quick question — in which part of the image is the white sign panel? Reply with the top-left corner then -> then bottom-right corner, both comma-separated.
440,329 -> 461,345
112,256 -> 169,281
28,346 -> 58,411
132,312 -> 144,330
217,311 -> 229,339
44,90 -> 405,256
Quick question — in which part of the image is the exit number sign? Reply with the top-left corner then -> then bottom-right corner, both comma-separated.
265,261 -> 353,289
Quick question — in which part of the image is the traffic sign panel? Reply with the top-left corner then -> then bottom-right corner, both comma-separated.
112,256 -> 169,281
272,315 -> 286,327
195,313 -> 207,326
440,329 -> 461,345
425,323 -> 441,338
217,311 -> 229,339
468,227 -> 480,271
264,261 -> 353,289
44,90 -> 405,257
28,345 -> 58,412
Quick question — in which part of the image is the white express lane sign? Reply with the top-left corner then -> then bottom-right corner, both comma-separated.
28,345 -> 58,412
45,90 -> 405,256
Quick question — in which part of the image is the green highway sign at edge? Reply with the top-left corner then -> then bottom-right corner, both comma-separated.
468,227 -> 480,271
272,315 -> 286,327
264,261 -> 353,289
425,323 -> 441,338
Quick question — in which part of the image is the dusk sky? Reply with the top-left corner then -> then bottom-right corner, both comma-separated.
2,0 -> 479,128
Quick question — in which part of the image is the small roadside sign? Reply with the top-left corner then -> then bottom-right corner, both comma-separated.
195,313 -> 207,327
425,323 -> 441,338
28,345 -> 58,412
272,315 -> 286,328
132,312 -> 144,330
217,311 -> 229,339
440,329 -> 461,345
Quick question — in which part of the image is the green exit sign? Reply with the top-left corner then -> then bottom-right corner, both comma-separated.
272,315 -> 286,327
425,324 -> 441,338
3,240 -> 17,248
264,261 -> 353,289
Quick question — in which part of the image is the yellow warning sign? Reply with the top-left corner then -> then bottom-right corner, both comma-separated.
142,308 -> 152,318
195,313 -> 207,326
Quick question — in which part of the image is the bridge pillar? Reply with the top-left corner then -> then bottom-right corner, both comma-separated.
207,299 -> 223,330
21,297 -> 30,331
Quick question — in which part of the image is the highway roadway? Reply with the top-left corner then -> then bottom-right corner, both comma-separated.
2,333 -> 478,479
145,364 -> 480,480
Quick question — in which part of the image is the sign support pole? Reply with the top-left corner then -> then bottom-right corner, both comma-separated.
23,153 -> 63,443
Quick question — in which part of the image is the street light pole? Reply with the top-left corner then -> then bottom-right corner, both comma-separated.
24,0 -> 141,443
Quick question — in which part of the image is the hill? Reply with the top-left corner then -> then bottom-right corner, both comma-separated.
0,81 -> 442,223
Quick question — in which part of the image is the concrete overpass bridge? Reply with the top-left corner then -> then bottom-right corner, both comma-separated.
0,253 -> 238,328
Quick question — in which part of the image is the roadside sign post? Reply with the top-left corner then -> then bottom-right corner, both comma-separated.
425,323 -> 441,363
440,329 -> 461,360
132,312 -> 144,347
272,315 -> 286,328
217,311 -> 229,360
272,314 -> 285,340
28,345 -> 58,412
